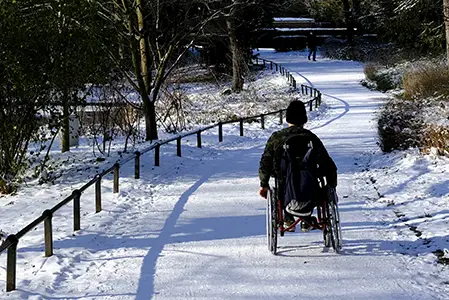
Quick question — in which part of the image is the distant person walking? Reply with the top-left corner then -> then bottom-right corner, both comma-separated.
307,32 -> 317,61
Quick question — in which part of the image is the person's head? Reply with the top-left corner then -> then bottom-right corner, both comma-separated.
286,100 -> 307,126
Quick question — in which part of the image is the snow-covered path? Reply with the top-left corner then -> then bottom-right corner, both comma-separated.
132,52 -> 432,299
3,51 -> 446,299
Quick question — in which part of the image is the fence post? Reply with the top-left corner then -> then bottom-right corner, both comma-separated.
73,190 -> 81,231
279,111 -> 283,125
239,119 -> 244,136
275,63 -> 278,72
43,209 -> 53,257
6,234 -> 18,292
318,92 -> 322,106
95,177 -> 102,213
176,137 -> 182,157
155,144 -> 160,166
197,131 -> 202,148
218,123 -> 223,142
256,57 -> 258,65
293,79 -> 296,89
305,86 -> 308,95
301,85 -> 304,94
270,61 -> 273,70
134,151 -> 140,179
309,101 -> 313,111
261,115 -> 265,129
113,163 -> 119,194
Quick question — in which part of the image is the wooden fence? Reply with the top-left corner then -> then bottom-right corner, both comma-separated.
0,57 -> 322,292
254,56 -> 322,110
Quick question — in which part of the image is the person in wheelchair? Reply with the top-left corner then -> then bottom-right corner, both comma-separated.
258,100 -> 337,232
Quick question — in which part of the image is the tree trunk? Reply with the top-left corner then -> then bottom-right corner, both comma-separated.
352,0 -> 362,34
226,15 -> 244,93
444,0 -> 449,64
136,0 -> 158,140
61,88 -> 70,153
342,0 -> 353,44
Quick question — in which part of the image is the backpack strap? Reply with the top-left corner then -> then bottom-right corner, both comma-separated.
301,141 -> 313,165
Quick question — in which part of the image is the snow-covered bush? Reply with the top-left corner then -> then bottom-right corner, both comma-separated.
78,83 -> 144,155
362,64 -> 403,92
160,67 -> 299,128
378,95 -> 449,155
377,98 -> 423,152
322,37 -> 392,63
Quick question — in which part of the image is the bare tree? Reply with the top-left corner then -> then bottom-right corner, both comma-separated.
103,0 -> 224,141
222,0 -> 276,93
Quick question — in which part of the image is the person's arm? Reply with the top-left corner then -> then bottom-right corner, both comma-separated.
314,136 -> 338,187
259,133 -> 276,190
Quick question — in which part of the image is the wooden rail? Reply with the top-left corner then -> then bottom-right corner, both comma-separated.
253,56 -> 322,110
0,57 -> 323,292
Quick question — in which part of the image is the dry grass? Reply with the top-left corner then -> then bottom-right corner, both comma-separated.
421,125 -> 449,156
403,63 -> 449,99
364,63 -> 378,81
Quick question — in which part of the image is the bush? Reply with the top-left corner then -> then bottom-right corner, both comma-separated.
403,62 -> 449,99
0,86 -> 43,194
364,63 -> 378,81
374,72 -> 397,92
421,125 -> 449,156
377,98 -> 423,152
322,37 -> 393,63
363,64 -> 402,92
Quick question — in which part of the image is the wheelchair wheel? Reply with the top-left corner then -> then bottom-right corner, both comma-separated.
323,222 -> 332,248
327,188 -> 342,253
266,189 -> 278,255
319,205 -> 331,247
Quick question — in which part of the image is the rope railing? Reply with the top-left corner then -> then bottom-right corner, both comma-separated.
0,57 -> 324,292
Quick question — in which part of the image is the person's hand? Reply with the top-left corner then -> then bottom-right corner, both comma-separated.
259,187 -> 269,199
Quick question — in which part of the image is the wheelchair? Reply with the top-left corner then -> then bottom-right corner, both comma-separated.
266,179 -> 342,255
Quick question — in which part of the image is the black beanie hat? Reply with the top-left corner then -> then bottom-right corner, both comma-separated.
286,100 -> 307,125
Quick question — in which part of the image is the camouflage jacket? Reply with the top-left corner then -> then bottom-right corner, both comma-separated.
259,125 -> 337,188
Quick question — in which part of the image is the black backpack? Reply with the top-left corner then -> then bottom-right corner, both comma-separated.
278,134 -> 322,214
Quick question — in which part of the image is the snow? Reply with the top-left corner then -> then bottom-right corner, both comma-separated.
1,49 -> 449,299
273,18 -> 315,22
273,28 -> 356,31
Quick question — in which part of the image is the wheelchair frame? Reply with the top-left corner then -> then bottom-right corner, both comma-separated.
266,182 -> 342,255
